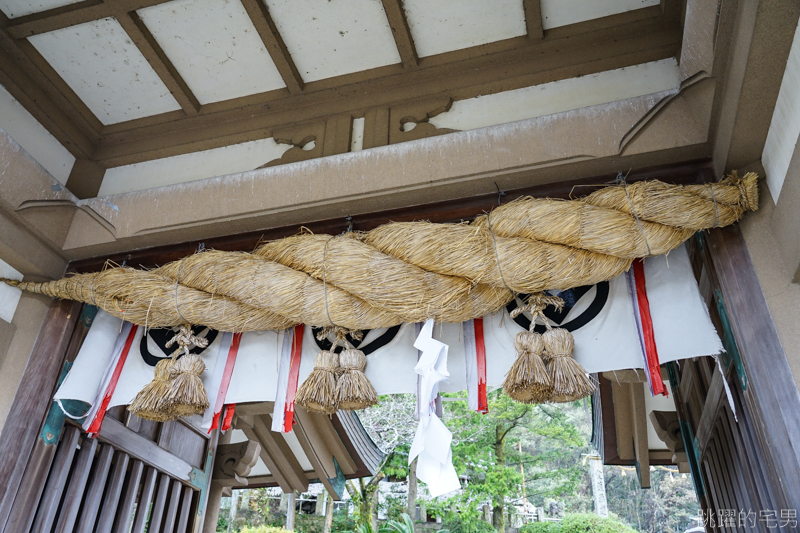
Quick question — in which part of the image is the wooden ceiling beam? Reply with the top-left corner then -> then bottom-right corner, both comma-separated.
254,414 -> 309,493
115,11 -> 200,115
237,415 -> 293,492
0,44 -> 94,158
381,0 -> 418,69
0,15 -> 99,156
4,0 -> 174,39
239,0 -> 304,94
92,20 -> 681,166
292,414 -> 343,499
522,0 -> 544,40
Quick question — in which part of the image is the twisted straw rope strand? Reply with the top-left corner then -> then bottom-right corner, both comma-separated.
4,174 -> 758,331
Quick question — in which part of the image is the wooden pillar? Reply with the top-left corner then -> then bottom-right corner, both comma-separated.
705,226 -> 800,511
0,299 -> 80,533
323,493 -> 334,533
203,430 -> 232,533
286,492 -> 296,530
315,491 -> 326,516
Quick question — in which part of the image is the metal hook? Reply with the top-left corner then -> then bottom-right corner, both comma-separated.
494,182 -> 506,206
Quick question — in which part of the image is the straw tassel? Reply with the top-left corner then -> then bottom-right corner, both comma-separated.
128,358 -> 176,422
296,350 -> 340,414
336,348 -> 378,410
127,324 -> 210,421
503,331 -> 553,403
542,327 -> 595,403
161,353 -> 209,417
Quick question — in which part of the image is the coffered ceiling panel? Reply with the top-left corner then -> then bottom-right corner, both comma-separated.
138,0 -> 286,104
540,0 -> 661,30
403,0 -> 526,58
264,0 -> 401,82
0,0 -> 81,19
28,17 -> 182,125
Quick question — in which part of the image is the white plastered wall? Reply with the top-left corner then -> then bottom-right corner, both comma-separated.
762,18 -> 800,203
99,138 -> 293,196
0,84 -> 75,184
429,58 -> 680,131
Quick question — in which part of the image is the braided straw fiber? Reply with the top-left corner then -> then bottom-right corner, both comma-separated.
162,354 -> 210,418
336,349 -> 378,410
6,268 -> 293,332
542,327 -> 595,403
295,350 -> 340,414
2,173 -> 758,331
503,331 -> 553,403
127,358 -> 174,422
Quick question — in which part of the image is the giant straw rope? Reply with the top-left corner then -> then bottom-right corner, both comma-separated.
3,174 -> 758,331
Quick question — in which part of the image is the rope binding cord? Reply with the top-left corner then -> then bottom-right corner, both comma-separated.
704,182 -> 720,228
297,232 -> 378,414
616,171 -> 652,256
487,210 -> 514,298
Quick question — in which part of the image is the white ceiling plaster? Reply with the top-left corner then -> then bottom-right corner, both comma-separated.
99,137 -> 292,196
429,58 -> 680,131
282,430 -> 314,471
403,0 -> 526,58
0,83 -> 75,184
540,0 -> 660,30
28,18 -> 181,125
250,456 -> 272,476
0,0 -> 80,19
138,0 -> 286,104
264,0 -> 401,82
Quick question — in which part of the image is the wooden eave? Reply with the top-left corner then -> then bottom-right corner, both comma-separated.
0,0 -> 683,185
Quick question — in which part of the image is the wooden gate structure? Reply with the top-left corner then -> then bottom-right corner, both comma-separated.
0,299 -> 219,533
594,222 -> 800,530
3,161 -> 800,533
2,0 -> 800,531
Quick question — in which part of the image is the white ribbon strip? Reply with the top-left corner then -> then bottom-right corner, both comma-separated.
409,319 -> 461,497
82,322 -> 133,432
715,355 -> 738,422
271,328 -> 295,433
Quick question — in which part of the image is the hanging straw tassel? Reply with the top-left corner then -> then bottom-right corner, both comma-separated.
128,358 -> 177,422
542,327 -> 595,402
336,348 -> 378,410
503,293 -> 563,404
161,353 -> 210,418
296,350 -> 340,414
503,331 -> 553,403
128,324 -> 211,421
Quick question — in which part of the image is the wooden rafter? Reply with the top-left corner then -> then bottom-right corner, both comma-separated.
522,0 -> 544,40
0,0 -> 682,194
93,17 -> 680,166
0,13 -> 100,156
4,0 -> 174,38
380,0 -> 418,69
115,11 -> 200,115
239,0 -> 304,94
237,415 -> 293,493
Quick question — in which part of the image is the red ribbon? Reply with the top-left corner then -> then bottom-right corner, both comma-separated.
633,259 -> 668,396
221,404 -> 236,432
86,324 -> 139,435
209,333 -> 242,433
474,318 -> 488,414
283,324 -> 304,432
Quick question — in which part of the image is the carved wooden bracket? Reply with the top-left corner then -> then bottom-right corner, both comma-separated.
213,441 -> 261,485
